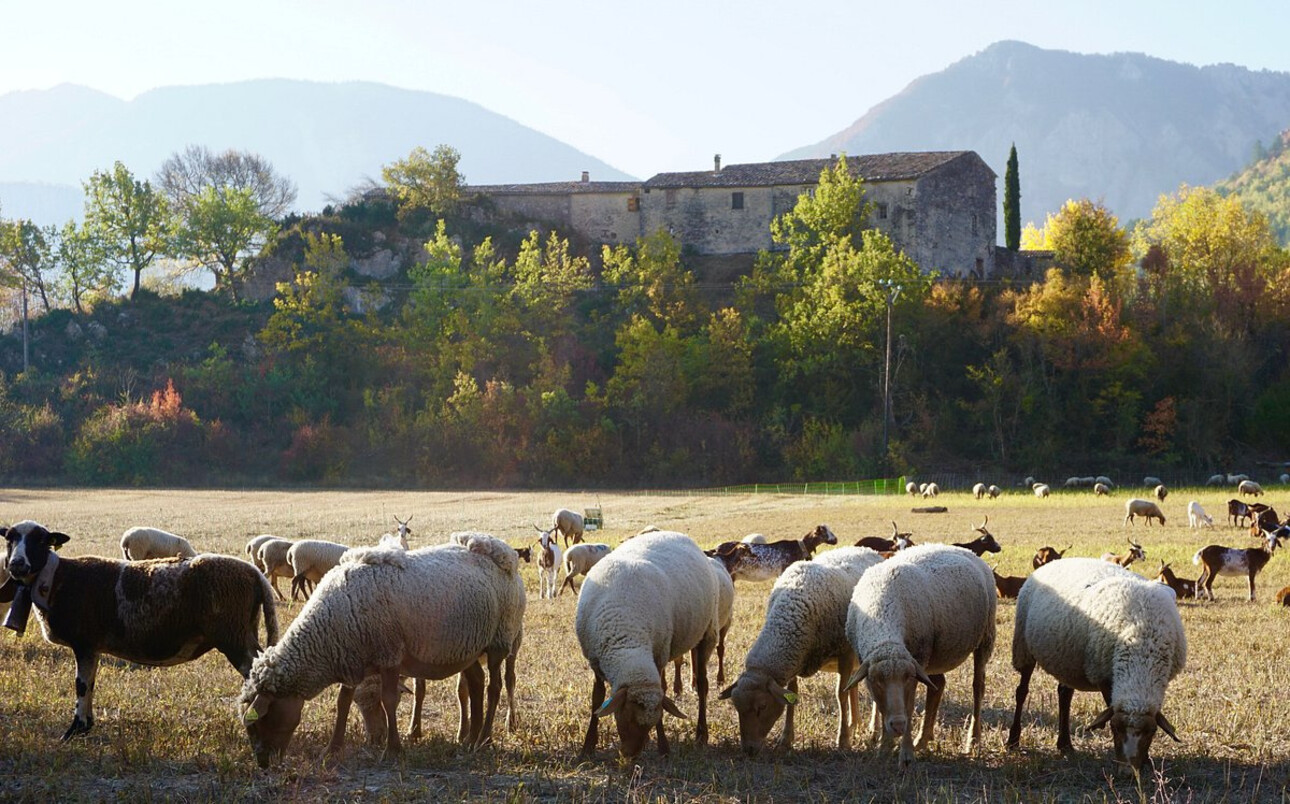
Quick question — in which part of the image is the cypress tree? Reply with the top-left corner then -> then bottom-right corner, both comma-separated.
1004,144 -> 1020,251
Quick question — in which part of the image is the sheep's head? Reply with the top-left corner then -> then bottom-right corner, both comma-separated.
595,683 -> 686,758
241,691 -> 305,768
1088,706 -> 1179,773
844,656 -> 937,742
718,672 -> 798,756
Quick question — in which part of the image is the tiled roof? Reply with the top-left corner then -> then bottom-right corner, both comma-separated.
466,180 -> 640,195
644,152 -> 984,189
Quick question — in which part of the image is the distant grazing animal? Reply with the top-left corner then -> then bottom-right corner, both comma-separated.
1102,537 -> 1146,568
287,539 -> 349,600
1143,476 -> 1163,489
545,508 -> 586,548
1154,561 -> 1195,601
1093,483 -> 1110,496
854,521 -> 914,553
1193,527 -> 1283,601
2,520 -> 278,741
1228,499 -> 1253,528
972,482 -> 987,500
1250,507 -> 1281,538
257,538 -> 295,601
1239,479 -> 1263,497
1206,474 -> 1226,486
987,484 -> 1002,499
1154,484 -> 1168,502
245,534 -> 278,572
1277,586 -> 1290,606
1007,558 -> 1185,773
992,570 -> 1026,599
1032,483 -> 1050,499
921,482 -> 940,499
1187,501 -> 1214,528
905,481 -> 918,496
561,543 -> 612,596
707,525 -> 838,582
534,527 -> 563,599
1032,544 -> 1071,570
120,526 -> 198,561
951,517 -> 1002,556
1123,498 -> 1165,526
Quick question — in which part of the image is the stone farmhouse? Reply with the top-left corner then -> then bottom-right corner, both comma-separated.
468,151 -> 1000,279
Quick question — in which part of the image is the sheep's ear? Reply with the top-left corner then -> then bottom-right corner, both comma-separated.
717,683 -> 735,700
1156,712 -> 1181,742
914,665 -> 938,690
767,679 -> 798,706
842,662 -> 868,692
660,696 -> 688,720
595,690 -> 626,718
50,532 -> 70,550
1087,707 -> 1114,730
242,694 -> 271,725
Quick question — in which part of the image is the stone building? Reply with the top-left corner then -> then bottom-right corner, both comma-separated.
468,151 -> 999,278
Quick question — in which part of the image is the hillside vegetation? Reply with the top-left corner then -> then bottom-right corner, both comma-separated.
1218,130 -> 1290,245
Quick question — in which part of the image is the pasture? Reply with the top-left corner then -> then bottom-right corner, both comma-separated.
1,486 -> 1289,802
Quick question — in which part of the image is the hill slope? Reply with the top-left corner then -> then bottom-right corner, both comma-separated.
1216,130 -> 1290,244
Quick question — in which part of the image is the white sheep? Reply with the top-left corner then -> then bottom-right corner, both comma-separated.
843,544 -> 996,767
1187,500 -> 1214,528
1093,482 -> 1110,496
1281,473 -> 1290,485
921,482 -> 940,499
741,533 -> 768,544
673,556 -> 736,696
245,534 -> 278,572
905,481 -> 918,496
575,530 -> 719,759
239,534 -> 525,767
1206,473 -> 1226,486
1006,557 -> 1186,772
720,546 -> 883,754
1032,483 -> 1050,499
1238,479 -> 1263,497
987,484 -> 1002,499
257,538 -> 295,601
1095,475 -> 1114,488
1154,484 -> 1168,502
1124,498 -> 1166,526
119,526 -> 198,560
560,542 -> 612,596
543,508 -> 585,548
972,482 -> 987,500
286,539 -> 350,600
1143,476 -> 1163,488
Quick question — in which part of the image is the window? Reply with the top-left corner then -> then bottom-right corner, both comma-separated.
666,189 -> 677,209
731,192 -> 744,210
627,197 -> 639,212
877,203 -> 888,220
971,213 -> 978,236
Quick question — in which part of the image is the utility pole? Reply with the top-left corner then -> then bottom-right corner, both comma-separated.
21,280 -> 29,373
880,279 -> 902,471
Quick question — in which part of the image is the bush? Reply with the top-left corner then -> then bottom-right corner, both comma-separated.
66,380 -> 204,485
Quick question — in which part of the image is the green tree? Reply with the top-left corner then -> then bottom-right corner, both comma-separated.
54,220 -> 116,314
601,228 -> 701,331
172,186 -> 277,301
83,162 -> 173,299
1004,144 -> 1021,251
1029,199 -> 1131,282
382,145 -> 463,219
0,218 -> 55,311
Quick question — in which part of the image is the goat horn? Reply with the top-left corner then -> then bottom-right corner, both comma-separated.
975,515 -> 989,532
891,521 -> 899,536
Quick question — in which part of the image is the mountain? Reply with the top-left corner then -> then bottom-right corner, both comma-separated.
1216,130 -> 1290,244
782,41 -> 1290,226
0,80 -> 634,224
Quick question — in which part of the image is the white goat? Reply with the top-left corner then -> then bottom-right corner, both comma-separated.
1187,500 -> 1214,528
535,527 -> 562,599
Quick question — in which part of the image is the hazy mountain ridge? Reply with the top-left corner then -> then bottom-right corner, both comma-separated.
0,79 -> 634,223
783,41 -> 1290,225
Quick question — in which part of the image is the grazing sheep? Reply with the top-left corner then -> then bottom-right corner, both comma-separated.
535,528 -> 562,599
239,534 -> 525,767
843,544 -> 996,767
245,534 -> 278,572
1281,474 -> 1290,486
1154,561 -> 1196,600
720,546 -> 883,754
1154,484 -> 1168,502
1095,476 -> 1114,488
987,484 -> 1002,499
1032,544 -> 1071,570
707,525 -> 838,582
2,520 -> 278,741
1093,482 -> 1110,496
287,539 -> 349,601
1193,528 -> 1283,601
543,508 -> 585,548
560,542 -> 612,596
741,533 -> 767,544
1006,557 -> 1186,772
1239,479 -> 1263,497
675,557 -> 737,695
921,482 -> 940,499
854,521 -> 915,553
951,516 -> 1002,555
1187,501 -> 1214,528
120,526 -> 198,561
1102,537 -> 1146,568
1124,498 -> 1166,526
576,530 -> 719,759
1206,473 -> 1226,486
1229,473 -> 1250,484
972,482 -> 987,500
1032,483 -> 1050,499
1143,476 -> 1163,488
257,538 -> 295,601
905,481 -> 918,496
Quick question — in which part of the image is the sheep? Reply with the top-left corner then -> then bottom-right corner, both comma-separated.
1032,483 -> 1050,499
257,538 -> 295,601
2,520 -> 278,741
707,525 -> 837,582
1095,476 -> 1114,488
1024,475 -> 1037,487
719,546 -> 884,754
239,534 -> 525,767
1154,484 -> 1168,502
543,508 -> 585,548
1229,473 -> 1250,484
987,484 -> 1002,499
1239,479 -> 1263,497
741,533 -> 767,544
921,482 -> 940,499
535,527 -> 562,599
905,481 -> 918,496
1102,537 -> 1146,568
1193,527 -> 1283,601
1006,557 -> 1186,772
1282,474 -> 1290,486
1187,500 -> 1214,528
1032,544 -> 1071,570
918,482 -> 929,496
843,543 -> 996,767
675,556 -> 737,695
1228,498 -> 1253,527
992,570 -> 1026,599
1143,476 -> 1163,488
1093,482 -> 1110,496
1124,498 -> 1166,526
854,521 -> 914,553
119,526 -> 198,561
245,534 -> 278,572
972,482 -> 987,500
951,516 -> 1002,555
575,530 -> 719,759
1154,561 -> 1196,600
560,542 -> 612,596
287,539 -> 349,601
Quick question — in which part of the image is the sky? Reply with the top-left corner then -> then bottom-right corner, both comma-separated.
3,0 -> 1290,179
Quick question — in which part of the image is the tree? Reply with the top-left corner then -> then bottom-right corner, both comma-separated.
83,162 -> 172,299
1004,144 -> 1021,251
0,218 -> 55,312
54,221 -> 116,314
601,228 -> 701,331
156,145 -> 297,219
381,145 -> 463,219
1028,199 -> 1131,282
172,186 -> 277,301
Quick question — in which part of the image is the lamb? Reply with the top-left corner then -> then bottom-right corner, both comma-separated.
951,516 -> 1002,555
257,538 -> 295,601
972,482 -> 987,500
1032,483 -> 1050,499
575,530 -> 719,759
854,521 -> 914,552
239,534 -> 525,767
560,542 -> 612,596
720,546 -> 883,754
843,544 -> 996,767
287,539 -> 349,600
1093,482 -> 1110,496
707,524 -> 838,582
2,520 -> 278,741
1124,498 -> 1166,526
987,484 -> 1002,499
1154,561 -> 1196,600
1154,484 -> 1168,502
1193,527 -> 1283,601
1006,557 -> 1186,772
535,527 -> 562,599
1102,537 -> 1146,568
119,526 -> 198,560
542,508 -> 585,548
245,534 -> 278,572
1239,479 -> 1263,497
1032,544 -> 1071,569
1187,500 -> 1214,528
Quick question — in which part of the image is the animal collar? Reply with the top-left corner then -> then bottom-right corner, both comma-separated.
1,553 -> 59,636
28,552 -> 59,611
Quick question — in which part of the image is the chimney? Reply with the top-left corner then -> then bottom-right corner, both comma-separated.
580,171 -> 590,183
714,154 -> 722,173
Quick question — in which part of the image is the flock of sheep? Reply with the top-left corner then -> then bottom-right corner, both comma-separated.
1,481 -> 1287,780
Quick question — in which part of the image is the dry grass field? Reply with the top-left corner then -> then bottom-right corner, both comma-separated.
2,487 -> 1289,803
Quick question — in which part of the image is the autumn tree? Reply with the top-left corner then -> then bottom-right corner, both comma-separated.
381,145 -> 463,219
1026,199 -> 1130,282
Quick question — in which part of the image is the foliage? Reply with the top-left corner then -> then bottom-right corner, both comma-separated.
82,161 -> 173,299
171,186 -> 277,300
53,220 -> 117,314
1026,198 -> 1130,281
1004,143 -> 1020,251
0,218 -> 55,311
381,144 -> 463,219
65,379 -> 209,485
156,145 -> 297,219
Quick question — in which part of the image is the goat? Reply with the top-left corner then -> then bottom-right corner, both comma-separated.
1194,527 -> 1284,601
853,521 -> 914,553
1188,500 -> 1214,528
951,516 -> 1001,556
1032,544 -> 1071,570
1154,561 -> 1196,600
1102,537 -> 1146,568
1250,507 -> 1281,538
706,525 -> 837,582
992,570 -> 1026,599
532,526 -> 562,599
1228,499 -> 1253,528
1154,484 -> 1168,502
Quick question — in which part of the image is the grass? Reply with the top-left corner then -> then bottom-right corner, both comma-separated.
2,487 -> 1289,802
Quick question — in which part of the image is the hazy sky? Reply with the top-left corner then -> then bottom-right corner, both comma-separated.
3,1 -> 1288,179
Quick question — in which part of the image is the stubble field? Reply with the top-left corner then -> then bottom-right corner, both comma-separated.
1,486 -> 1288,803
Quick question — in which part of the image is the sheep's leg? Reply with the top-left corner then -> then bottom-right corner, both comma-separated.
671,659 -> 683,697
379,668 -> 403,758
408,678 -> 426,740
914,673 -> 945,751
1006,664 -> 1032,750
504,652 -> 519,732
898,680 -> 918,768
692,636 -> 713,748
965,649 -> 987,754
778,676 -> 798,749
269,575 -> 286,601
327,684 -> 355,757
477,652 -> 504,747
461,662 -> 486,746
455,673 -> 470,742
716,626 -> 728,687
835,653 -> 854,749
61,649 -> 99,740
655,717 -> 671,756
1055,683 -> 1075,754
581,670 -> 607,757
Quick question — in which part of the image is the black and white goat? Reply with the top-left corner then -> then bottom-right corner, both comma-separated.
1,520 -> 279,740
532,525 -> 562,599
853,521 -> 915,552
1194,526 -> 1285,601
952,516 -> 1002,555
706,524 -> 838,582
1228,498 -> 1254,528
